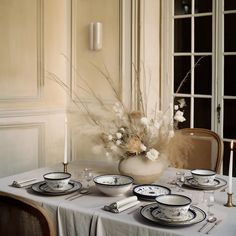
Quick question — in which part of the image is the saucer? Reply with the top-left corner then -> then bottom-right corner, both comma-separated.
31,180 -> 82,196
184,176 -> 227,190
151,207 -> 196,223
133,184 -> 171,201
140,203 -> 206,227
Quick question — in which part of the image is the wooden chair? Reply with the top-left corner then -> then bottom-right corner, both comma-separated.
179,128 -> 223,174
0,192 -> 56,236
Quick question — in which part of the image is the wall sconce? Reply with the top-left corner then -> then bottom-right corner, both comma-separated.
89,22 -> 102,51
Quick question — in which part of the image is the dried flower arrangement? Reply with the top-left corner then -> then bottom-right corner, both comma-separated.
47,56 -> 204,168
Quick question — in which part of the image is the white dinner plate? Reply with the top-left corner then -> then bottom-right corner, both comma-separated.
140,203 -> 206,227
184,176 -> 227,190
133,184 -> 171,201
31,180 -> 82,196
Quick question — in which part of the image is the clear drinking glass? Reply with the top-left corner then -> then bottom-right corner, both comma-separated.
204,190 -> 215,216
82,168 -> 93,190
176,171 -> 185,192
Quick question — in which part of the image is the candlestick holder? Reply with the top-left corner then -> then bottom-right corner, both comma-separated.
63,162 -> 68,173
224,193 -> 236,207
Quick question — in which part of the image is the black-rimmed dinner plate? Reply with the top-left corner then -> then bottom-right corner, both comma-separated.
133,184 -> 171,201
31,180 -> 82,196
140,203 -> 206,227
184,176 -> 227,190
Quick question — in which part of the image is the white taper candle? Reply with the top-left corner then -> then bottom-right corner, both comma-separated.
228,141 -> 234,194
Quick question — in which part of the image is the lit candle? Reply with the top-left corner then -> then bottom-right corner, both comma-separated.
64,116 -> 68,164
228,141 -> 234,194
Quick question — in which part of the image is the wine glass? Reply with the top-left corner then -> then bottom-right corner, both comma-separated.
204,190 -> 215,217
82,168 -> 93,190
176,171 -> 185,192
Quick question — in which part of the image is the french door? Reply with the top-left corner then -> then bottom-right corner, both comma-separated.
163,0 -> 236,175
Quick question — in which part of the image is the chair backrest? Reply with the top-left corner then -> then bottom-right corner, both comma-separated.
179,128 -> 223,174
0,192 -> 56,236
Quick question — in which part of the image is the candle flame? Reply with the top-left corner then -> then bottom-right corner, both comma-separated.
230,141 -> 234,150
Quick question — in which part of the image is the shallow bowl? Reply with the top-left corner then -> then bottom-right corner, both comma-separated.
191,169 -> 216,186
43,172 -> 71,191
155,194 -> 192,220
93,174 -> 133,196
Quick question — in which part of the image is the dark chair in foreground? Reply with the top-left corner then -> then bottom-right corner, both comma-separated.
179,128 -> 223,174
0,192 -> 56,236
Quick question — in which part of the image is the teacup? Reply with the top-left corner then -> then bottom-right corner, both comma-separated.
43,172 -> 71,191
191,169 -> 216,186
155,194 -> 191,220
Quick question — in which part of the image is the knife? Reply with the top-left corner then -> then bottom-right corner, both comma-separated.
206,219 -> 222,234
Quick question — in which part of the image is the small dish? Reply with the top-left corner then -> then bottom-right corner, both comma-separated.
43,172 -> 71,191
155,194 -> 191,220
133,184 -> 171,201
93,174 -> 133,196
151,206 -> 196,223
191,169 -> 216,186
140,203 -> 206,227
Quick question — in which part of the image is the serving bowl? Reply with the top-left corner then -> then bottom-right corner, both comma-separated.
43,172 -> 71,191
93,174 -> 134,196
155,194 -> 192,220
191,169 -> 216,186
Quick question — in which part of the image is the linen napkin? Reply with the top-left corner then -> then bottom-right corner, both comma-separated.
104,196 -> 140,213
12,178 -> 38,188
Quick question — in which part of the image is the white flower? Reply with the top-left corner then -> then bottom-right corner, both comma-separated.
140,143 -> 147,151
116,132 -> 122,139
146,148 -> 159,161
120,127 -> 125,132
116,140 -> 122,145
110,145 -> 118,152
178,98 -> 186,108
108,134 -> 113,141
140,117 -> 149,126
174,105 -> 179,110
174,110 -> 186,122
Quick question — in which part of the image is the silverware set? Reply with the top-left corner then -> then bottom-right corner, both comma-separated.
198,217 -> 222,234
65,189 -> 90,201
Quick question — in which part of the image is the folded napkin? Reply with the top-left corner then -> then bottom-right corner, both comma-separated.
104,196 -> 140,213
12,178 -> 38,188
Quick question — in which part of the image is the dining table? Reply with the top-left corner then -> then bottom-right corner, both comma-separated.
0,160 -> 235,236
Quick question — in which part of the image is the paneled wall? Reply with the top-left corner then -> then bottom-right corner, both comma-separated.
0,0 -> 70,177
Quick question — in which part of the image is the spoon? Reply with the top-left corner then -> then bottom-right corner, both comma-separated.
198,216 -> 217,232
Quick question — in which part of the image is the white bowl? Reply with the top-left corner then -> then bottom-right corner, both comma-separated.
191,169 -> 216,186
93,174 -> 134,196
155,194 -> 192,220
43,172 -> 71,191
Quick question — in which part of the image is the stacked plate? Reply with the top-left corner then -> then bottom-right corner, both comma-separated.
184,176 -> 227,190
140,203 -> 206,227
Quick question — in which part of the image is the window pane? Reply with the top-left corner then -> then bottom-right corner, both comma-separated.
194,98 -> 211,128
194,56 -> 212,95
174,18 -> 191,52
224,56 -> 236,96
195,0 -> 212,13
174,97 -> 190,129
195,16 -> 212,52
174,56 -> 191,93
225,0 -> 236,11
174,0 -> 191,15
223,99 -> 236,139
224,13 -> 236,52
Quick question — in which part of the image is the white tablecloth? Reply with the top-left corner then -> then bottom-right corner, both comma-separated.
0,161 -> 235,236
